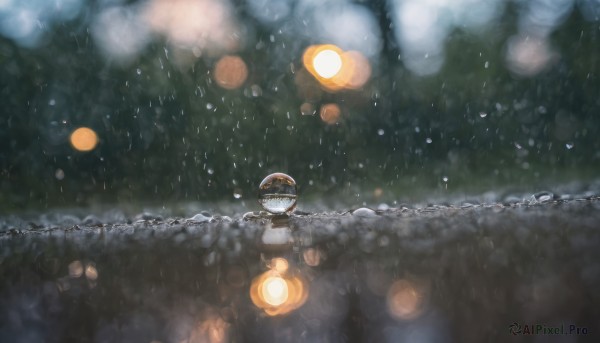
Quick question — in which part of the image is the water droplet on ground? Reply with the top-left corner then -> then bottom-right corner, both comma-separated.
82,215 -> 102,226
352,207 -> 377,217
530,191 -> 555,204
188,213 -> 212,223
258,173 -> 297,214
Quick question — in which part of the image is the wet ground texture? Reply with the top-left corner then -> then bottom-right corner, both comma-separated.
1,195 -> 600,343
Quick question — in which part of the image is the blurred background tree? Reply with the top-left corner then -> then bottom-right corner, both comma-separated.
1,0 -> 599,210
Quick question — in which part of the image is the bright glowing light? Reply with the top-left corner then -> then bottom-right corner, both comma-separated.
213,55 -> 248,90
249,261 -> 309,316
70,127 -> 98,152
262,276 -> 288,306
302,44 -> 371,91
313,49 -> 342,79
320,103 -> 341,125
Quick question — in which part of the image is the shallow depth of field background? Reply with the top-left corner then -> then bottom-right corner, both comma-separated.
1,0 -> 599,210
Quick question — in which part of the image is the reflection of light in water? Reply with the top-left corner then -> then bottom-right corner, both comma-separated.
85,263 -> 98,281
70,127 -> 98,152
213,55 -> 248,90
143,0 -> 241,54
303,45 -> 371,91
262,276 -> 289,306
271,257 -> 289,273
68,260 -> 83,278
387,279 -> 426,320
320,103 -> 340,125
506,35 -> 555,76
313,49 -> 342,79
303,248 -> 322,267
250,258 -> 309,316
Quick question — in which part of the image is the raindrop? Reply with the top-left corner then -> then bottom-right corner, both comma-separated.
55,169 -> 65,180
566,142 -> 574,150
233,191 -> 242,199
531,191 -> 555,203
425,138 -> 432,144
49,99 -> 56,106
352,207 -> 376,217
484,61 -> 489,68
258,173 -> 297,214
136,68 -> 141,75
479,112 -> 487,118
251,85 -> 262,97
377,129 -> 385,136
189,213 -> 212,222
207,168 -> 214,175
206,103 -> 214,110
442,176 -> 449,182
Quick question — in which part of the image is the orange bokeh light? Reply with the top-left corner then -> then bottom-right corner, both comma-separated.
302,44 -> 371,92
320,103 -> 341,125
213,55 -> 248,90
70,127 -> 98,152
249,258 -> 309,316
270,257 -> 289,274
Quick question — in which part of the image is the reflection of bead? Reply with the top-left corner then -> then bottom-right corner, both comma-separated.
258,173 -> 297,214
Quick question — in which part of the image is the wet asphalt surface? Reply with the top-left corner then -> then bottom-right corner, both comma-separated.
1,196 -> 600,342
